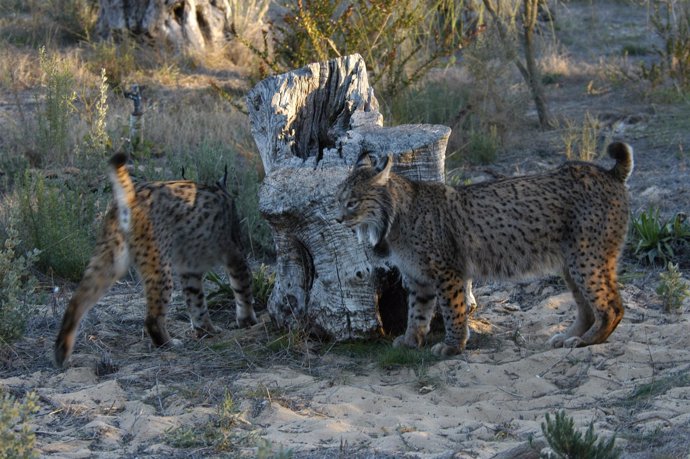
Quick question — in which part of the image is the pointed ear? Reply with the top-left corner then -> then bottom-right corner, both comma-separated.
372,155 -> 393,186
355,151 -> 373,169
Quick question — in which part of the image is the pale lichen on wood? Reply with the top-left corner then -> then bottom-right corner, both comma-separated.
247,54 -> 451,340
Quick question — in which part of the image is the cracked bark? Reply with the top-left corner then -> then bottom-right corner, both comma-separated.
247,54 -> 450,340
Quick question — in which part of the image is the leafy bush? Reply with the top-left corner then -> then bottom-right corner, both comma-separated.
245,0 -> 469,104
14,172 -> 103,281
657,262 -> 689,313
0,391 -> 39,459
630,209 -> 690,265
0,218 -> 39,344
541,411 -> 621,459
36,47 -> 76,166
642,0 -> 690,92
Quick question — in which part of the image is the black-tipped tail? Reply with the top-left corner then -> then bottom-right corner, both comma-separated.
607,142 -> 633,182
109,152 -> 129,169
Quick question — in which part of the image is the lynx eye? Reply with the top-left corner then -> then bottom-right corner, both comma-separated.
346,200 -> 359,210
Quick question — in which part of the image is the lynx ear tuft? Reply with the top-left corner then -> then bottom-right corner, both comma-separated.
372,155 -> 393,186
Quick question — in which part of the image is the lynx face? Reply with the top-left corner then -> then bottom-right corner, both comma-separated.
337,143 -> 633,356
54,153 -> 257,368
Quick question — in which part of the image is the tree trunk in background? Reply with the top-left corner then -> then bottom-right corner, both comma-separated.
97,0 -> 231,51
247,54 -> 451,340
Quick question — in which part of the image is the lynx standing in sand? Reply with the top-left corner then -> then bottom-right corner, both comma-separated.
336,143 -> 633,356
54,153 -> 257,367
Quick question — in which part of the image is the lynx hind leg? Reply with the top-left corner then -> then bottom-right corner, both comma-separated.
431,272 -> 470,357
549,268 -> 595,348
550,261 -> 624,348
180,272 -> 220,337
393,278 -> 436,349
54,220 -> 129,368
225,249 -> 257,328
140,259 -> 179,348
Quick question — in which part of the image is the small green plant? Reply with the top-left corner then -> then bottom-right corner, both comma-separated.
541,410 -> 621,459
657,262 -> 689,313
164,389 -> 245,452
256,439 -> 293,459
562,112 -> 606,161
36,47 -> 76,166
376,345 -> 439,369
78,67 -> 111,160
14,172 -> 103,281
0,217 -> 39,344
630,209 -> 690,265
466,125 -> 501,165
0,391 -> 39,459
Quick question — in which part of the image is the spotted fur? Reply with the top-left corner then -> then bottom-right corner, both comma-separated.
336,143 -> 633,356
54,153 -> 256,367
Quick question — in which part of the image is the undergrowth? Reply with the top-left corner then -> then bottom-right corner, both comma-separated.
540,410 -> 621,459
0,217 -> 39,344
630,209 -> 690,265
0,391 -> 39,459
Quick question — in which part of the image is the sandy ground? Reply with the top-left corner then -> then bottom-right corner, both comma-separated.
2,1 -> 690,458
2,275 -> 690,458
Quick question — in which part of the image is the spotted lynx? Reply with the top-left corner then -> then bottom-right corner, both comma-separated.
336,143 -> 633,356
54,153 -> 257,367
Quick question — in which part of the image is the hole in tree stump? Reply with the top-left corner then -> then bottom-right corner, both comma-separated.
375,268 -> 408,336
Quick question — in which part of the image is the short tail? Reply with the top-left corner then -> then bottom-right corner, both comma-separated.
607,142 -> 634,182
108,153 -> 136,233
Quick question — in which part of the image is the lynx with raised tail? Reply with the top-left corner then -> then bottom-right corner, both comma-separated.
336,143 -> 633,356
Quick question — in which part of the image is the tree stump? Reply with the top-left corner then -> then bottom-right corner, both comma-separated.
97,0 -> 232,51
247,54 -> 451,341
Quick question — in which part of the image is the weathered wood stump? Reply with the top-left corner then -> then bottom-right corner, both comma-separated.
97,0 -> 232,51
247,54 -> 451,340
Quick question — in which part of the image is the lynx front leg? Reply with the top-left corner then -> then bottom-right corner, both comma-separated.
431,273 -> 470,356
393,278 -> 436,349
181,272 -> 220,337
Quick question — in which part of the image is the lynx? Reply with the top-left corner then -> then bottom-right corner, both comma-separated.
336,142 -> 633,356
54,153 -> 257,367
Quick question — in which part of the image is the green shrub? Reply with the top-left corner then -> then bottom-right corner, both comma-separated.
0,218 -> 39,344
15,172 -> 103,281
36,47 -> 76,166
0,391 -> 39,459
630,209 -> 690,265
248,0 -> 469,104
541,410 -> 621,459
657,262 -> 689,313
642,0 -> 690,92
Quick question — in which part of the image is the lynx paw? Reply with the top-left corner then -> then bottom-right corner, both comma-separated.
196,324 -> 221,338
393,334 -> 420,349
431,342 -> 463,357
236,312 -> 258,328
549,333 -> 584,348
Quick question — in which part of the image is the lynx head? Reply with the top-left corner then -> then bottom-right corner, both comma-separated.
335,153 -> 394,248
